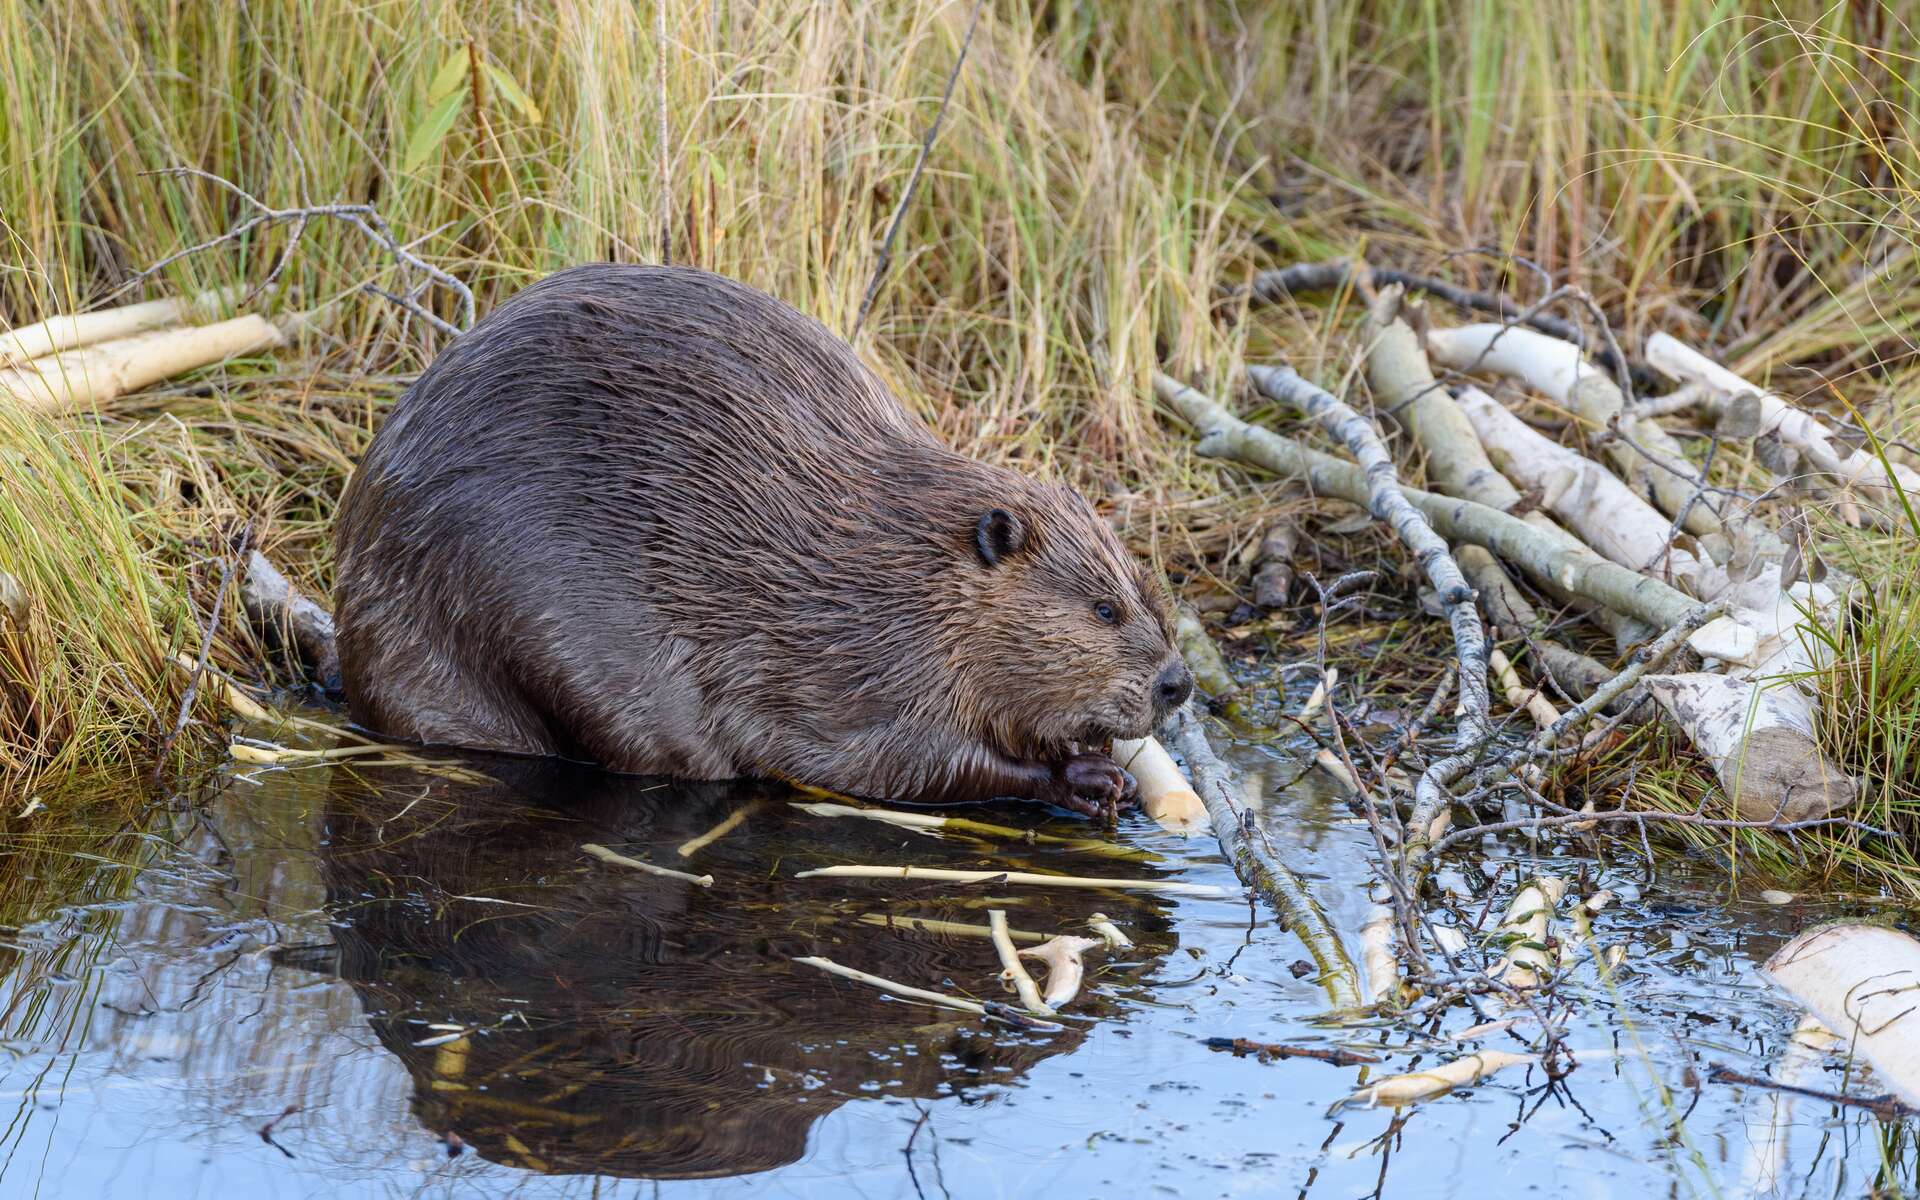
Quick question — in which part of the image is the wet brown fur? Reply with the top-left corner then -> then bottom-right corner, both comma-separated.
333,265 -> 1187,807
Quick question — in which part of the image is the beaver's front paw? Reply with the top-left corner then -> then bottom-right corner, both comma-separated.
1045,753 -> 1137,819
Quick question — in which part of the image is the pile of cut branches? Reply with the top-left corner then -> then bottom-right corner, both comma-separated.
1161,260 -> 1917,904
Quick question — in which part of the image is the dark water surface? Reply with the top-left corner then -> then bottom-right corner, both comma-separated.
1,725 -> 1914,1198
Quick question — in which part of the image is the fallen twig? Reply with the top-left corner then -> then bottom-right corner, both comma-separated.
582,842 -> 714,888
1203,1037 -> 1383,1067
989,909 -> 1055,1016
1709,1064 -> 1916,1123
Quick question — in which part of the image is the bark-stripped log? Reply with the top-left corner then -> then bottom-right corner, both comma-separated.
1646,333 -> 1920,521
1455,386 -> 1723,596
1641,672 -> 1854,821
1427,324 -> 1721,538
1762,924 -> 1920,1107
1155,373 -> 1697,631
0,313 -> 286,412
0,287 -> 241,366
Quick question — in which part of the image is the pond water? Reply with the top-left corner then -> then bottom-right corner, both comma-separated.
1,719 -> 1913,1199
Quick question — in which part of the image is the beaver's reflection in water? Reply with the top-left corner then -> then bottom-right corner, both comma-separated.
311,755 -> 1178,1180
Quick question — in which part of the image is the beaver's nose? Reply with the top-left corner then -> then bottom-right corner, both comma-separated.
1152,661 -> 1194,715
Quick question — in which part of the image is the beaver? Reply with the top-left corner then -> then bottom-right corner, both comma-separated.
332,265 -> 1192,815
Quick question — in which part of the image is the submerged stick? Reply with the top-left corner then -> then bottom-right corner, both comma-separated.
795,863 -> 1229,897
677,800 -> 761,857
791,801 -> 1153,860
582,842 -> 714,888
1087,912 -> 1134,951
857,913 -> 1046,943
1492,876 -> 1567,991
795,955 -> 1061,1030
1161,702 -> 1364,1010
1018,935 -> 1105,1008
1332,1050 -> 1540,1111
1155,373 -> 1696,632
1204,1037 -> 1383,1067
1360,905 -> 1401,1008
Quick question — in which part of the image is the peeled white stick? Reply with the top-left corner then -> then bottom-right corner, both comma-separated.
794,864 -> 1229,897
1741,1015 -> 1843,1196
1647,332 -> 1920,516
1761,923 -> 1920,1106
1113,735 -> 1207,833
795,955 -> 1061,1030
0,312 -> 285,412
582,842 -> 714,888
1642,673 -> 1855,822
1360,904 -> 1401,1008
1493,876 -> 1567,991
1018,934 -> 1105,1007
170,652 -> 272,723
1334,1051 -> 1539,1110
989,909 -> 1055,1016
1428,323 -> 1720,538
0,286 -> 241,365
1455,386 -> 1722,596
1087,912 -> 1133,951
1488,646 -> 1560,731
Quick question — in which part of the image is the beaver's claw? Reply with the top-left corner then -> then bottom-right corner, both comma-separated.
1046,753 -> 1137,819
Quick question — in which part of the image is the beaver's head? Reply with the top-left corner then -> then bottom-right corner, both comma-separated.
954,482 -> 1192,758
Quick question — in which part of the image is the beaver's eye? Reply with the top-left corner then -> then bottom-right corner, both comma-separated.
1093,601 -> 1119,625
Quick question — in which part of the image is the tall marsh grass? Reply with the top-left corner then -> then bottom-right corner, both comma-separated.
3,0 -> 1920,832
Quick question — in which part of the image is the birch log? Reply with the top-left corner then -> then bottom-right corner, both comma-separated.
0,287 -> 241,366
1647,333 -> 1920,520
1155,372 -> 1697,632
1641,672 -> 1854,821
1364,293 -> 1648,650
1427,324 -> 1721,538
1455,386 -> 1722,595
0,313 -> 286,412
1762,924 -> 1920,1107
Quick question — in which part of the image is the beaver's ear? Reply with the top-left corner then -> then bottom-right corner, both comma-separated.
974,508 -> 1027,567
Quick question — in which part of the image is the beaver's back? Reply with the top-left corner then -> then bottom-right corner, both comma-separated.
335,265 -> 1015,775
